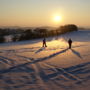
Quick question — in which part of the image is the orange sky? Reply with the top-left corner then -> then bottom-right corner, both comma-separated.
0,0 -> 90,28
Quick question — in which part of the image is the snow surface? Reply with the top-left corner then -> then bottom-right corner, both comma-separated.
0,30 -> 90,90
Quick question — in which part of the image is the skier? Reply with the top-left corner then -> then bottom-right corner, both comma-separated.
68,38 -> 72,49
42,38 -> 47,47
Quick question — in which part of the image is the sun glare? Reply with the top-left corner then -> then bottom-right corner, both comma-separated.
54,15 -> 62,22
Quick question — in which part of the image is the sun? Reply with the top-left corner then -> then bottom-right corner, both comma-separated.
54,15 -> 62,22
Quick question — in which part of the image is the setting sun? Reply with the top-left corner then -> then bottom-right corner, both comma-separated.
54,15 -> 62,22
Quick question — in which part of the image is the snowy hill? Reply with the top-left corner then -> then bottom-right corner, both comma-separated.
0,30 -> 90,90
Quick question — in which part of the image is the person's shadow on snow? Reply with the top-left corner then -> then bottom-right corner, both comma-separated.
70,49 -> 82,59
35,47 -> 45,54
36,48 -> 69,61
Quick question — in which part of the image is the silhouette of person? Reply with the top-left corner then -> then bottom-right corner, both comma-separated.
68,38 -> 72,49
43,38 -> 47,47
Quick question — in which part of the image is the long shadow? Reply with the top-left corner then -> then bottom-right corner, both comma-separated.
64,62 -> 90,75
45,62 -> 90,83
0,56 -> 15,65
35,47 -> 45,54
0,58 -> 90,88
70,49 -> 82,59
0,48 -> 68,74
64,62 -> 90,72
1,62 -> 90,90
35,48 -> 68,62
35,63 -> 48,81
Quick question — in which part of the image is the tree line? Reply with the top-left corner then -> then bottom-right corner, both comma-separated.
0,24 -> 78,43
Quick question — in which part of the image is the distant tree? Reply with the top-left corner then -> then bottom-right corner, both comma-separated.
34,28 -> 47,33
65,24 -> 78,31
0,36 -> 5,43
18,34 -> 25,41
23,29 -> 33,40
33,28 -> 48,37
24,29 -> 32,34
12,35 -> 18,42
57,24 -> 78,34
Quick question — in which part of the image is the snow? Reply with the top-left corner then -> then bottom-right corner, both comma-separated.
0,30 -> 90,90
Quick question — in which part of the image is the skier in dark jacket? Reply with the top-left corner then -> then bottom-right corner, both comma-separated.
42,38 -> 47,47
68,38 -> 72,49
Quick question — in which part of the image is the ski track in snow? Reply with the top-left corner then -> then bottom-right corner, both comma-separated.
0,30 -> 90,90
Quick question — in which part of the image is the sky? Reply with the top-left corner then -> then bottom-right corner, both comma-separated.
0,0 -> 90,28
